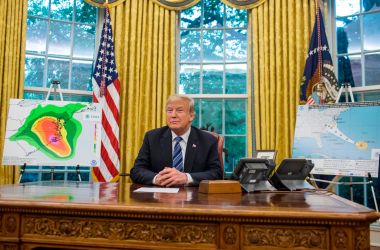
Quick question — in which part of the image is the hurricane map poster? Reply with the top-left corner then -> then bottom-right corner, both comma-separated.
292,103 -> 380,177
2,99 -> 101,167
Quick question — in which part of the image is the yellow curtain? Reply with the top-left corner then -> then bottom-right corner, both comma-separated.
109,0 -> 176,180
250,0 -> 317,164
0,0 -> 27,185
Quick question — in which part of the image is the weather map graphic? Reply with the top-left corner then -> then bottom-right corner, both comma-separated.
2,99 -> 101,166
292,103 -> 380,177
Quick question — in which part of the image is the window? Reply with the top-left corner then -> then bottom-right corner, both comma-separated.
25,0 -> 97,102
332,0 -> 380,212
334,0 -> 380,99
22,0 -> 98,182
179,0 -> 248,174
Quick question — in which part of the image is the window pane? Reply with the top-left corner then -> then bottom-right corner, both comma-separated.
200,99 -> 222,134
225,99 -> 246,135
67,166 -> 90,182
63,94 -> 93,102
203,0 -> 223,28
203,30 -> 224,62
73,24 -> 95,59
226,30 -> 247,62
24,91 -> 45,99
75,0 -> 97,24
26,17 -> 48,54
226,5 -> 247,28
71,60 -> 93,90
365,53 -> 380,86
47,58 -> 70,89
21,173 -> 40,183
28,0 -> 49,17
363,12 -> 380,51
336,17 -> 360,54
180,2 -> 201,28
49,21 -> 72,56
51,0 -> 74,21
42,172 -> 65,181
225,64 -> 246,94
335,0 -> 360,17
338,55 -> 361,87
180,30 -> 201,62
179,64 -> 200,94
24,55 -> 45,87
362,0 -> 380,12
203,64 -> 223,94
68,171 -> 90,181
362,91 -> 380,101
338,177 -> 364,204
193,99 -> 200,128
224,136 -> 246,173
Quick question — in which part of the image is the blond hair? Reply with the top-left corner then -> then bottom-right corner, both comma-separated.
166,94 -> 195,114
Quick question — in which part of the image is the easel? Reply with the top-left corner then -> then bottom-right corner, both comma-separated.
335,83 -> 355,104
311,84 -> 379,213
18,80 -> 82,183
45,80 -> 64,101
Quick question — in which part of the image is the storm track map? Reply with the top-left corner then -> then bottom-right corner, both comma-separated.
292,103 -> 380,177
2,99 -> 101,167
10,103 -> 85,160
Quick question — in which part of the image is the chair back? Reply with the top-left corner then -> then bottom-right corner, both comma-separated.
205,131 -> 224,179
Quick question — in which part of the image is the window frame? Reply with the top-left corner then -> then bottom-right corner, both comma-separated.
176,1 -> 249,173
329,0 -> 380,93
24,0 -> 100,99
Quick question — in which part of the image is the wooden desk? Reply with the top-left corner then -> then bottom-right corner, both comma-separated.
0,182 -> 378,250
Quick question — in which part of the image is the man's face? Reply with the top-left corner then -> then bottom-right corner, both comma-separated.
166,99 -> 195,135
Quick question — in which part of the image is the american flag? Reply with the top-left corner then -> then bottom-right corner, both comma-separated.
92,7 -> 120,182
300,7 -> 339,104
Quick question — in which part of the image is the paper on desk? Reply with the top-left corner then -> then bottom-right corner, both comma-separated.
134,187 -> 179,193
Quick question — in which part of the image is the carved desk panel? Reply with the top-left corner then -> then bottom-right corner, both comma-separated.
0,182 -> 378,249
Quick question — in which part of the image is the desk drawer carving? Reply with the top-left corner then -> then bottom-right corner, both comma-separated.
0,213 -> 19,237
23,215 -> 217,245
354,227 -> 369,250
242,224 -> 328,249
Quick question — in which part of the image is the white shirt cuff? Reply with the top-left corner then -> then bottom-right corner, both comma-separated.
185,173 -> 193,184
152,174 -> 158,185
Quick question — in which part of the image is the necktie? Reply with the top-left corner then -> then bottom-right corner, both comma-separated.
172,137 -> 183,171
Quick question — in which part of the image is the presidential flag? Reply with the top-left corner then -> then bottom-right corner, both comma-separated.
92,7 -> 120,182
300,7 -> 339,104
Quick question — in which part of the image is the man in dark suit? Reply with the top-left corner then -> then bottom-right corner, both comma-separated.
130,94 -> 222,186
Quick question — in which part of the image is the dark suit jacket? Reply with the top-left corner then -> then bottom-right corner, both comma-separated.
130,126 -> 222,185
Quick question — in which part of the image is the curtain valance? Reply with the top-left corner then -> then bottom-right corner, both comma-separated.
221,0 -> 266,9
152,0 -> 266,10
84,0 -> 126,8
85,0 -> 267,11
151,0 -> 200,10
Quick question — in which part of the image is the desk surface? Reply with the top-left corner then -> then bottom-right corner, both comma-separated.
0,182 -> 379,249
0,181 -> 376,220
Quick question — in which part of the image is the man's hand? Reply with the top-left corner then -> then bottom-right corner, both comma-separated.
155,167 -> 188,187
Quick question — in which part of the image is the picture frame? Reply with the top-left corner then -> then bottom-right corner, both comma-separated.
253,150 -> 277,161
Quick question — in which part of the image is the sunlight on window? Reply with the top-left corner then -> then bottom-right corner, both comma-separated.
336,0 -> 360,17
